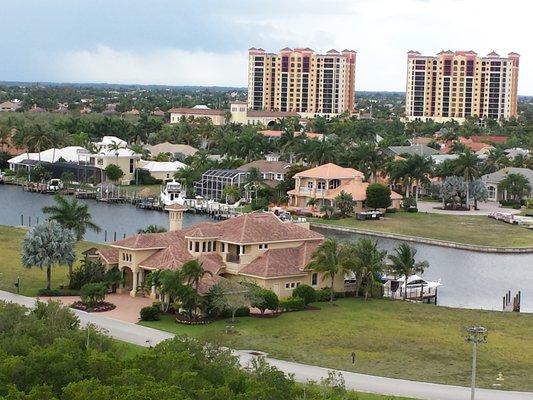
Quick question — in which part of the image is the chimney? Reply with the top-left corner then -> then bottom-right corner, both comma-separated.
165,204 -> 187,231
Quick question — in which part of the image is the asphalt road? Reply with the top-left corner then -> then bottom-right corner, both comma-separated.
1,291 -> 531,400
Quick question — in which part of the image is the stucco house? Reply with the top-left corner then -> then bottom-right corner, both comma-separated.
288,163 -> 402,213
96,208 -> 343,299
481,167 -> 533,201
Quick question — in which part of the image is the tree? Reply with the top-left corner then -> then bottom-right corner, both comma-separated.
137,224 -> 167,233
42,194 -> 101,242
222,184 -> 241,204
306,239 -> 351,302
469,179 -> 488,210
80,282 -> 107,306
174,165 -> 200,196
334,191 -> 356,217
21,220 -> 76,290
366,183 -> 392,210
405,154 -> 433,203
499,173 -> 531,202
388,243 -> 429,300
104,164 -> 124,183
249,287 -> 279,315
60,171 -> 75,188
180,259 -> 212,290
347,238 -> 387,299
440,175 -> 467,209
292,284 -> 317,305
454,150 -> 480,209
212,279 -> 249,322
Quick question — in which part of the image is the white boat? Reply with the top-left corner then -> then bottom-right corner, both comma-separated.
160,180 -> 188,206
47,178 -> 63,192
382,274 -> 442,301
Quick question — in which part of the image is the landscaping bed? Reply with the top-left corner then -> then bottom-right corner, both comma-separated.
71,300 -> 116,312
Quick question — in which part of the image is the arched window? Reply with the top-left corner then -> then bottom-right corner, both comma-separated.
487,185 -> 496,199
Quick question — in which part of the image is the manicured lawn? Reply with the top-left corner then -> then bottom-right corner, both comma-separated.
118,184 -> 162,196
310,212 -> 533,248
140,299 -> 533,391
0,225 -> 103,296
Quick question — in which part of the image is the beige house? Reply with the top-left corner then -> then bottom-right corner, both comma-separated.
138,160 -> 187,181
99,208 -> 344,300
230,101 -> 300,126
288,163 -> 402,213
169,106 -> 226,125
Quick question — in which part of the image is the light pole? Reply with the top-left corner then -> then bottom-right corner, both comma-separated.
466,326 -> 487,400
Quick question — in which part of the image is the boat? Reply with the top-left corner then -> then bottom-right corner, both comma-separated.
160,180 -> 188,206
382,274 -> 442,303
47,178 -> 63,192
0,172 -> 5,184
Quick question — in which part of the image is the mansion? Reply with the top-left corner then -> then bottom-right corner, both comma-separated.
91,206 -> 345,299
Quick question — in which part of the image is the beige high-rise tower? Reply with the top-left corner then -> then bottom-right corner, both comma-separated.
405,50 -> 519,123
248,47 -> 356,119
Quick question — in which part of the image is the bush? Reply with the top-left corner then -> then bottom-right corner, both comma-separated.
219,307 -> 250,318
133,169 -> 162,185
279,296 -> 305,312
316,288 -> 334,302
69,259 -> 106,290
402,197 -> 417,211
250,288 -> 279,315
292,284 -> 316,305
140,306 -> 160,321
80,283 -> 107,306
366,183 -> 392,209
500,199 -> 521,208
385,207 -> 397,214
37,288 -> 62,297
251,197 -> 269,211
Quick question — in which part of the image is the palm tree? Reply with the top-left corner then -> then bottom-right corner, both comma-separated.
174,165 -> 200,196
181,259 -> 212,290
137,224 -> 167,234
499,173 -> 531,203
347,238 -> 388,299
306,197 -> 318,211
405,154 -> 433,203
42,195 -> 101,280
222,184 -> 241,204
21,220 -> 76,290
24,123 -> 54,162
306,238 -> 351,302
454,150 -> 480,209
388,243 -> 429,300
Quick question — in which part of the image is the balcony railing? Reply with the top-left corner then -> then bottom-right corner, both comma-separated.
225,254 -> 240,263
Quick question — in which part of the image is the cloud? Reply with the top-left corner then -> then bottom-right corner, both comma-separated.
56,46 -> 247,86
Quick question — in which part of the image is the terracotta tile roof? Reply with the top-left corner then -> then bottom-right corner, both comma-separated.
326,181 -> 402,201
98,248 -> 119,265
112,231 -> 176,249
240,241 -> 322,278
294,163 -> 364,179
168,107 -> 225,116
238,159 -> 291,174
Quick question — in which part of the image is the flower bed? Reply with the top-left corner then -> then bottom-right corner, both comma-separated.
175,313 -> 212,325
71,301 -> 116,313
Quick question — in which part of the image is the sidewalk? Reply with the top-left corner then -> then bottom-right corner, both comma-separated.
1,291 -> 532,400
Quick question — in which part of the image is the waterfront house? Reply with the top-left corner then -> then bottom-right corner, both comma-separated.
194,169 -> 248,201
287,163 -> 402,213
138,160 -> 188,181
97,209 -> 343,299
144,142 -> 199,159
481,167 -> 533,201
237,154 -> 291,187
383,144 -> 441,158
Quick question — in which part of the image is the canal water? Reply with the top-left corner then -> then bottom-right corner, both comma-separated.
1,184 -> 532,312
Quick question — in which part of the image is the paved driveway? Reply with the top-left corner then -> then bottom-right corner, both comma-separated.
417,201 -> 521,216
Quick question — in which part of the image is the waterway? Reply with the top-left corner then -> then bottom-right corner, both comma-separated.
1,184 -> 532,312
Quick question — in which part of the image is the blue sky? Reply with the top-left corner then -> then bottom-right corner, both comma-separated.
2,0 -> 531,93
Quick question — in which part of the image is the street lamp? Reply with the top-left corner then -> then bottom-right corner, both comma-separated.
466,326 -> 487,400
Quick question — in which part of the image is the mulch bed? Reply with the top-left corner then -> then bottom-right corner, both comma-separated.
71,301 -> 116,312
175,313 -> 213,325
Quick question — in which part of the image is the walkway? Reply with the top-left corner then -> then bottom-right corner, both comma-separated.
1,291 -> 532,400
417,201 -> 521,216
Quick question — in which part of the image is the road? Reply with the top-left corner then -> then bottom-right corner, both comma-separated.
1,290 -> 532,400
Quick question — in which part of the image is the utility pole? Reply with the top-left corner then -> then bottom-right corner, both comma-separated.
466,326 -> 487,400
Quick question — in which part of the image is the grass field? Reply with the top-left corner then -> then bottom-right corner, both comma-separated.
311,212 -> 533,248
140,299 -> 533,391
0,225 -> 102,296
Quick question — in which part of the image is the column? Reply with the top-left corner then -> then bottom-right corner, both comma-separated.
150,285 -> 157,300
117,267 -> 125,294
130,268 -> 138,297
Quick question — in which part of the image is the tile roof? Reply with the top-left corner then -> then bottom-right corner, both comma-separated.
112,231 -> 176,249
98,248 -> 119,265
145,142 -> 198,157
238,159 -> 291,174
240,241 -> 322,278
165,203 -> 189,211
294,163 -> 364,179
168,107 -> 226,116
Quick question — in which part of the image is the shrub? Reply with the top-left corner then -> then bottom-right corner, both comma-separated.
279,296 -> 305,312
37,288 -> 62,297
69,259 -> 106,290
140,306 -> 160,321
500,199 -> 521,208
366,183 -> 392,209
402,197 -> 417,211
385,207 -> 397,214
80,283 -> 107,306
135,169 -> 162,185
292,284 -> 316,305
219,307 -> 250,318
250,288 -> 279,315
316,287 -> 334,302
251,197 -> 269,211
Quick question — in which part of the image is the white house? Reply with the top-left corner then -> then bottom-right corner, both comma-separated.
481,167 -> 533,201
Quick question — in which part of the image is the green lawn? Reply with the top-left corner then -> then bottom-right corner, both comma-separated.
0,225 -> 103,296
140,299 -> 533,391
311,212 -> 533,248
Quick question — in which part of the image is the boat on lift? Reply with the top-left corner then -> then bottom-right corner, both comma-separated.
160,180 -> 187,206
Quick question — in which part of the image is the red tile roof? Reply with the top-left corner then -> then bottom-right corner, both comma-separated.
240,241 -> 322,278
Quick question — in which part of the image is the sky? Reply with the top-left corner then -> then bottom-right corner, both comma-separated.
1,0 -> 531,94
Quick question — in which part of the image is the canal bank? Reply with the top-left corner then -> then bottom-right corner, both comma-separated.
311,223 -> 533,253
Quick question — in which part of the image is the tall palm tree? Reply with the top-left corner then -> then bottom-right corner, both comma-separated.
222,184 -> 241,204
346,238 -> 387,300
24,123 -> 54,162
388,243 -> 429,300
499,173 -> 531,202
454,150 -> 480,209
405,154 -> 433,203
42,194 -> 101,275
181,259 -> 212,290
306,238 -> 351,302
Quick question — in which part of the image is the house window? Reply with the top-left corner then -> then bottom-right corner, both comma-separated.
195,242 -> 200,252
259,243 -> 269,250
207,241 -> 212,252
129,158 -> 134,173
285,281 -> 301,289
311,273 -> 318,286
202,242 -> 206,252
221,243 -> 225,252
487,185 -> 496,199
317,181 -> 326,190
329,179 -> 340,189
307,181 -> 314,189
213,242 -> 217,252
189,241 -> 192,251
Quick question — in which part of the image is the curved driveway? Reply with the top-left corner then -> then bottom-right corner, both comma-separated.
1,291 -> 531,400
